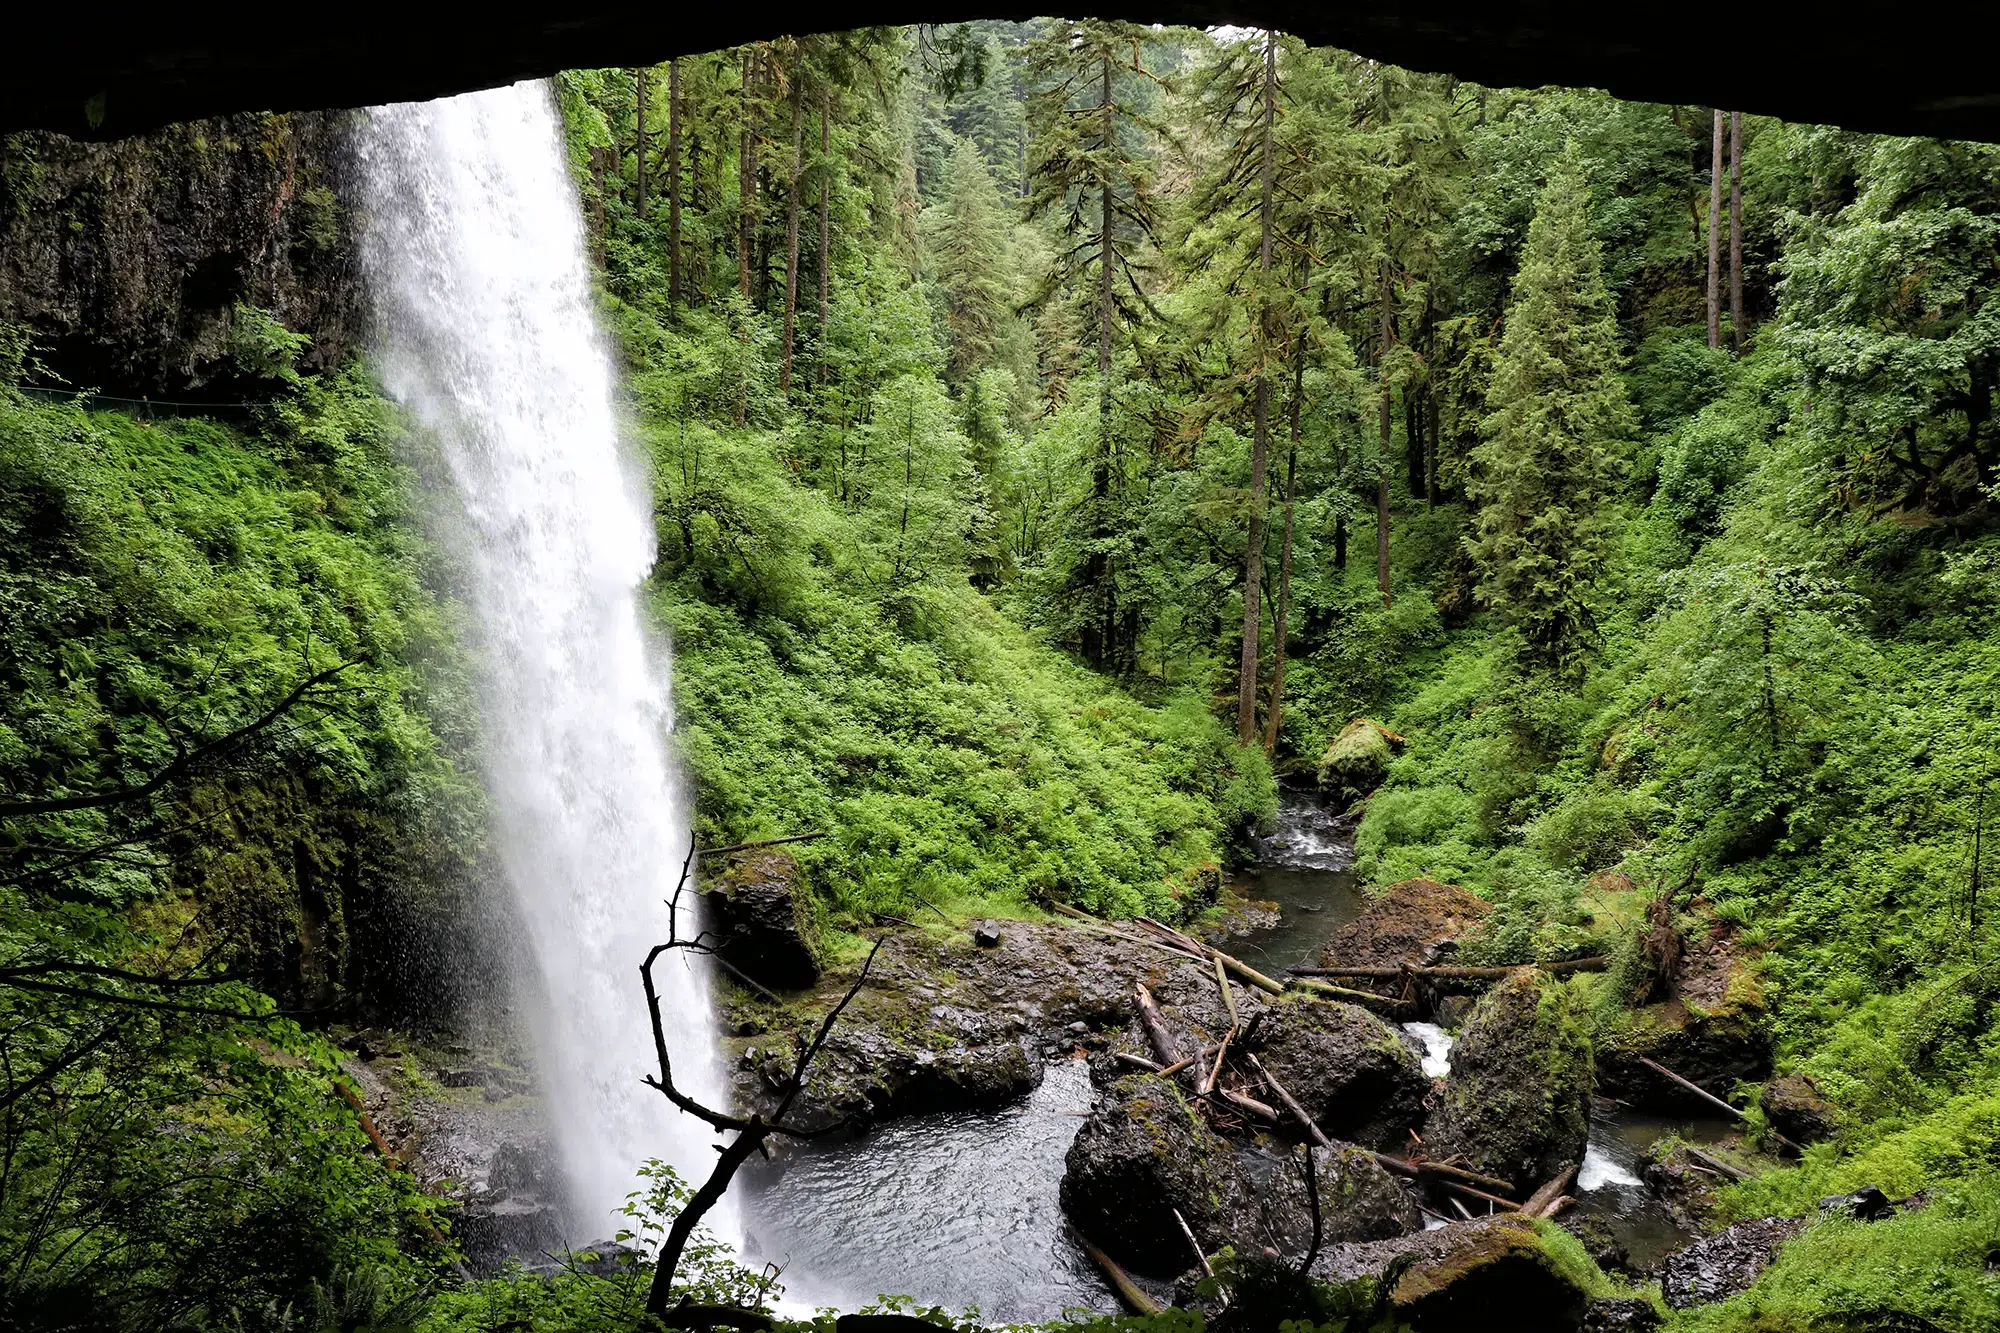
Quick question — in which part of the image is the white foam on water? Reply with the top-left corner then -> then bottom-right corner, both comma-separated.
1403,1021 -> 1455,1079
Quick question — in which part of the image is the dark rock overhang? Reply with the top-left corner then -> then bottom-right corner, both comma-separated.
10,3 -> 1999,143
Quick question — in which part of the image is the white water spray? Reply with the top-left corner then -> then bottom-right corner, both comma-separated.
354,82 -> 722,1230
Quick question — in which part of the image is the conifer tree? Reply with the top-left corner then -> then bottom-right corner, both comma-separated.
925,139 -> 1014,384
1469,151 -> 1633,671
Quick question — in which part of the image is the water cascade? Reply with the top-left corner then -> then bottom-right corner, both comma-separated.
354,81 -> 722,1229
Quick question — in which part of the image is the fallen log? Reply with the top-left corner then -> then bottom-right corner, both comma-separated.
1403,1159 -> 1517,1195
695,832 -> 825,858
1541,1195 -> 1575,1219
1173,1207 -> 1217,1280
1288,976 -> 1410,1010
1287,957 -> 1608,981
1140,916 -> 1286,996
1522,1164 -> 1578,1218
1684,1144 -> 1753,1182
1216,1087 -> 1280,1123
1069,1224 -> 1162,1315
1200,1027 -> 1233,1096
662,1304 -> 776,1332
1213,955 -> 1240,1029
1134,982 -> 1190,1080
1246,1052 -> 1332,1148
1437,1178 -> 1523,1213
1636,1056 -> 1799,1152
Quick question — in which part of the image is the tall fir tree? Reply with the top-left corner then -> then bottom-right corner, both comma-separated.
1469,150 -> 1633,671
925,139 -> 1015,385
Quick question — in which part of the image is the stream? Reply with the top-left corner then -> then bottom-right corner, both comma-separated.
742,788 -> 1716,1315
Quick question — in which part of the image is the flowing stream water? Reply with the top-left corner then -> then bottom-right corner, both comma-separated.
354,81 -> 724,1232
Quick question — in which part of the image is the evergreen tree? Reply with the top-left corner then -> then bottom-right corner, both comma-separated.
1469,151 -> 1633,670
924,139 -> 1014,384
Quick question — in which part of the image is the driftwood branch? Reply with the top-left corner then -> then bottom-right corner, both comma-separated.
1522,1164 -> 1577,1218
695,832 -> 826,858
1069,1224 -> 1161,1315
1637,1056 -> 1798,1152
1248,1052 -> 1331,1147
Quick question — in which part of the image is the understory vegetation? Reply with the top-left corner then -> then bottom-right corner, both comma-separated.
4,13 -> 2000,1333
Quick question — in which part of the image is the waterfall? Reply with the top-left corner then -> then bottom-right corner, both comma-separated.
353,81 -> 722,1231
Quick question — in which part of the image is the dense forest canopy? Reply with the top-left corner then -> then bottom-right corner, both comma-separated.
2,16 -> 1999,1333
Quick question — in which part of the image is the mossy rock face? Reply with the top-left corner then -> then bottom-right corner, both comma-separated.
1060,1074 -> 1260,1274
1761,1073 -> 1840,1144
1429,972 -> 1594,1189
1255,994 -> 1429,1151
1318,718 -> 1398,805
1596,932 -> 1769,1109
1313,1215 -> 1601,1332
1260,1142 -> 1423,1250
700,850 -> 824,990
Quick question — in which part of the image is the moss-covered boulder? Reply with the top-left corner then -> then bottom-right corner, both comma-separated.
1428,971 -> 1594,1188
1318,718 -> 1400,805
1314,1215 -> 1615,1332
1254,993 -> 1429,1151
1261,1142 -> 1423,1250
1761,1073 -> 1839,1144
701,850 -> 824,990
1060,1074 -> 1260,1274
1596,932 -> 1768,1110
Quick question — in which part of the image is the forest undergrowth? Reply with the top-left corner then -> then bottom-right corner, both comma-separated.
4,15 -> 2000,1332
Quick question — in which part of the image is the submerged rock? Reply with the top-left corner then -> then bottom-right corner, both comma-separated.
1253,993 -> 1429,1151
1656,1215 -> 1804,1310
701,850 -> 824,991
1762,1073 -> 1840,1144
1059,1074 -> 1260,1274
1313,1214 -> 1600,1332
1428,971 -> 1594,1189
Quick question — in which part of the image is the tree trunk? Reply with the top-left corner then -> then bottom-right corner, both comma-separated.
667,59 -> 681,307
1263,340 -> 1302,757
817,97 -> 832,389
634,67 -> 648,219
738,48 -> 757,304
1085,51 -> 1116,670
1376,256 -> 1394,608
1729,109 -> 1744,350
1707,108 -> 1723,349
779,78 -> 806,400
644,1124 -> 769,1317
1238,31 -> 1276,746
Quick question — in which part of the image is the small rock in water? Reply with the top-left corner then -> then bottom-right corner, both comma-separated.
973,924 -> 1003,948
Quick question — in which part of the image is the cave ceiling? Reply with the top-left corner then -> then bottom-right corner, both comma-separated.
9,4 -> 1996,142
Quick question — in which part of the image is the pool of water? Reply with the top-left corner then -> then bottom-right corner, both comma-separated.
737,789 -> 1364,1319
741,1060 -> 1115,1321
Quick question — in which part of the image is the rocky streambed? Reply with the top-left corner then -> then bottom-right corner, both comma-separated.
334,791 -> 1847,1327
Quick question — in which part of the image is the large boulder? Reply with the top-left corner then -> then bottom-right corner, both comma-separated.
1253,994 -> 1429,1151
1060,1075 -> 1261,1275
1428,971 -> 1594,1189
1313,1215 -> 1603,1332
1318,719 -> 1401,806
1320,878 -> 1490,975
1260,1142 -> 1423,1251
1596,931 -> 1768,1111
1761,1073 -> 1839,1144
701,850 -> 824,991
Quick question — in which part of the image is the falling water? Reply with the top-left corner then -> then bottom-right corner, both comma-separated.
353,82 -> 722,1230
